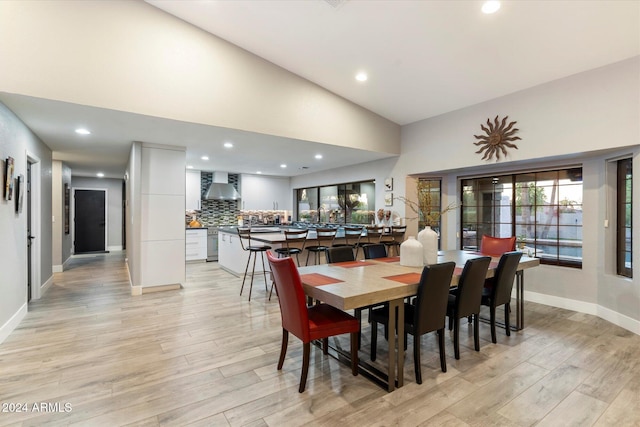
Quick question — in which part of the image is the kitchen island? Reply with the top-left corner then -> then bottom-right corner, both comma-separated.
217,226 -> 358,276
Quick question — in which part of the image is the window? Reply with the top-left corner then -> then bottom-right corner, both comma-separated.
416,178 -> 442,232
461,167 -> 583,268
617,158 -> 632,278
296,180 -> 375,225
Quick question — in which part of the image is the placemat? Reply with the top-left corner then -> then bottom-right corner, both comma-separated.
375,256 -> 400,263
300,273 -> 344,287
383,272 -> 421,284
332,260 -> 377,268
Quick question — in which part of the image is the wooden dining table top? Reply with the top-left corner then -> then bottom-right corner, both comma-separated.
297,250 -> 540,311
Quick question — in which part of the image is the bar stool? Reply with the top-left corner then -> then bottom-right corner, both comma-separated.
305,227 -> 337,265
382,225 -> 406,257
238,228 -> 271,301
332,226 -> 364,258
271,229 -> 308,300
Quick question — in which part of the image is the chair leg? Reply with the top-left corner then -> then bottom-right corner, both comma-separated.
473,314 -> 480,352
453,318 -> 460,360
505,303 -> 511,336
413,334 -> 422,384
305,250 -> 311,266
350,332 -> 358,376
490,305 -> 497,344
371,321 -> 378,361
240,251 -> 252,296
248,252 -> 258,301
260,251 -> 269,292
438,328 -> 447,373
300,342 -> 310,393
322,338 -> 329,355
448,313 -> 453,331
277,329 -> 288,370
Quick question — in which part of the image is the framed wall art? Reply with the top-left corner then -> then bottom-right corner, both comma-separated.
15,174 -> 24,213
384,193 -> 393,206
64,183 -> 70,234
4,156 -> 14,201
384,177 -> 393,191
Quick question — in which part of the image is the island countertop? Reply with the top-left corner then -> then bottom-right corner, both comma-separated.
217,226 -> 362,244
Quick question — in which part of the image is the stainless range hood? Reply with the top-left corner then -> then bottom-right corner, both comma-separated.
203,172 -> 241,201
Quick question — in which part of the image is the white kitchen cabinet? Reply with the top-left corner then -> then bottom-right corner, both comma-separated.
240,174 -> 291,210
186,170 -> 201,211
218,230 -> 275,276
185,228 -> 207,261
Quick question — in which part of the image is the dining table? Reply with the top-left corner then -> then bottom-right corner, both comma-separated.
296,249 -> 540,391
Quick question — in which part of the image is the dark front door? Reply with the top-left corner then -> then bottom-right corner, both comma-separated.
74,189 -> 106,253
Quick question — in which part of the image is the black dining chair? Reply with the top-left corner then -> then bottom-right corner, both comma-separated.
481,251 -> 523,343
332,226 -> 365,258
362,243 -> 387,259
370,262 -> 456,384
446,256 -> 491,359
305,227 -> 337,265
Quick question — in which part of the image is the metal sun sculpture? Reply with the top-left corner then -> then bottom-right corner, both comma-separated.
473,115 -> 521,161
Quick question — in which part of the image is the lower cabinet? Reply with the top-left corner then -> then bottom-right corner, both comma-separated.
218,231 -> 277,276
186,229 -> 207,262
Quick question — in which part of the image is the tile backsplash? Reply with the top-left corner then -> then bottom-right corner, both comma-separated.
197,172 -> 240,226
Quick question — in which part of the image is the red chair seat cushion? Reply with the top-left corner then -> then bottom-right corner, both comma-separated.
307,304 -> 360,342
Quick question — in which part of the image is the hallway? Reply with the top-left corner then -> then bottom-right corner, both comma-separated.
1,253 -> 639,426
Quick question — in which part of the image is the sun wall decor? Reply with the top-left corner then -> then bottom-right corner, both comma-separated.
473,115 -> 521,161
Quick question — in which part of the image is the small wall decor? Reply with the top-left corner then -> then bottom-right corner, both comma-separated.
473,115 -> 521,161
4,156 -> 15,200
384,193 -> 393,206
384,177 -> 393,191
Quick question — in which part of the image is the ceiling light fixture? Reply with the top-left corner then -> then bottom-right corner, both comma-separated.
201,155 -> 209,161
481,1 -> 500,14
96,172 -> 104,178
256,171 -> 262,174
315,154 -> 323,159
75,128 -> 91,135
186,165 -> 194,169
355,72 -> 368,82
223,142 -> 233,148
280,164 -> 287,168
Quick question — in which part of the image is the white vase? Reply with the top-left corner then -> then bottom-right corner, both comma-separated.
400,236 -> 423,267
418,226 -> 438,265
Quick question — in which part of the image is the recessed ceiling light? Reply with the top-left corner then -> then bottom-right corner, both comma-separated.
256,171 -> 262,174
315,154 -> 323,159
75,128 -> 91,135
280,164 -> 287,168
223,142 -> 233,148
201,155 -> 209,161
355,72 -> 368,82
96,172 -> 104,178
186,165 -> 194,169
482,1 -> 500,14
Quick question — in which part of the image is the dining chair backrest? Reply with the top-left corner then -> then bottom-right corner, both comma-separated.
363,243 -> 387,259
364,225 -> 384,244
455,256 -> 492,318
490,251 -> 523,306
266,251 -> 310,342
326,246 -> 355,263
480,235 -> 516,256
414,262 -> 456,334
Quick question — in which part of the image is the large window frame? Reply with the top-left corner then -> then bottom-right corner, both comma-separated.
461,167 -> 583,268
616,158 -> 632,278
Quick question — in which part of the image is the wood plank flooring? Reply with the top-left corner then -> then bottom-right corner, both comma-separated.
1,252 -> 639,426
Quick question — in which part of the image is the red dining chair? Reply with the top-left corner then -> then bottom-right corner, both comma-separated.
266,251 -> 360,393
479,235 -> 516,257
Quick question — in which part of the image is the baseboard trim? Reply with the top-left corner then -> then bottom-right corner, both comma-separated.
525,290 -> 639,335
53,264 -> 63,273
40,275 -> 53,297
107,245 -> 123,252
0,303 -> 27,345
131,283 -> 181,296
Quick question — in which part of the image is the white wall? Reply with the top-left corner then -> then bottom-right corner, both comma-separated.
0,102 -> 52,344
293,58 -> 640,333
0,0 -> 400,155
71,176 -> 123,251
52,160 -> 72,271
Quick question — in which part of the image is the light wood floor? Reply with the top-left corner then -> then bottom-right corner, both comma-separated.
1,252 -> 639,426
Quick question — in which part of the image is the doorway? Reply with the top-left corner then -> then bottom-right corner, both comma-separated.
26,153 -> 41,301
73,188 -> 108,254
